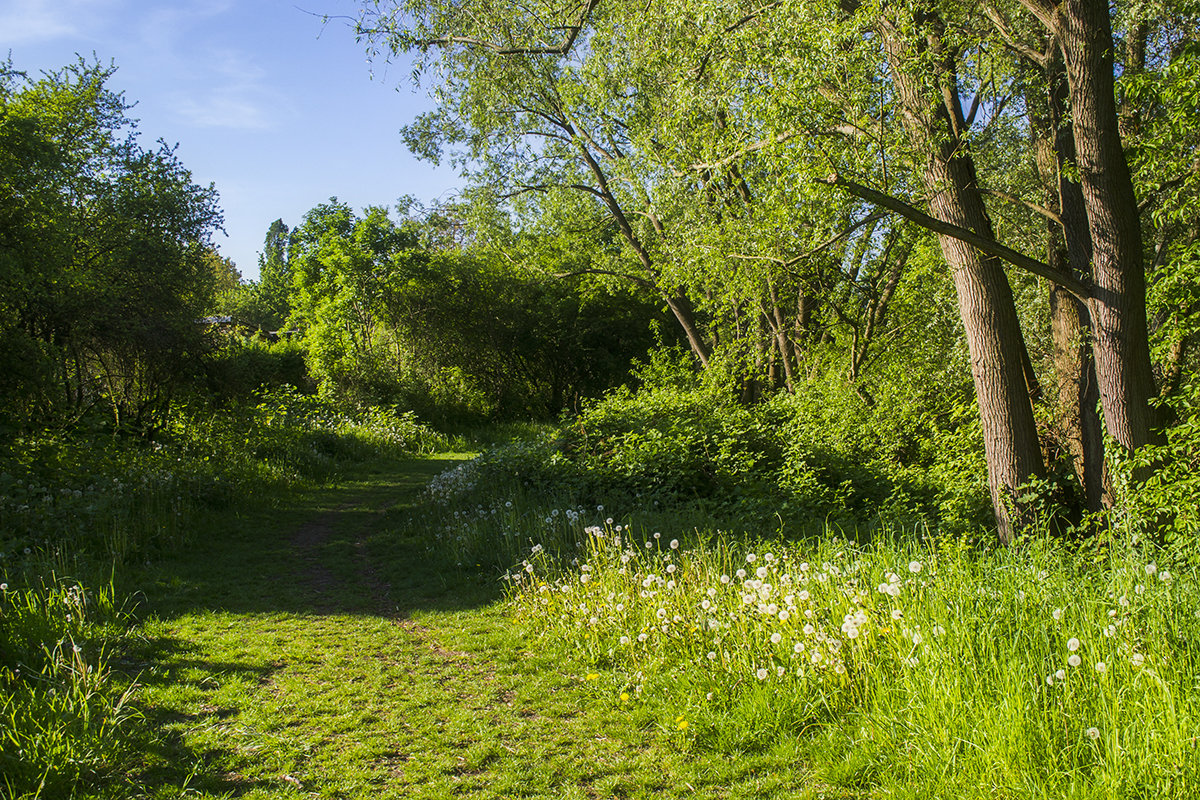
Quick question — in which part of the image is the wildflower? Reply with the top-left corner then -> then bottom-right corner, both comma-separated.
746,553 -> 758,563
1095,661 -> 1107,674
911,632 -> 922,645
1046,674 -> 1055,686
1086,727 -> 1100,740
669,539 -> 679,550
735,569 -> 747,579
656,608 -> 667,620
1136,584 -> 1146,595
637,633 -> 648,642
756,668 -> 768,680
654,532 -> 661,540
720,574 -> 731,584
666,564 -> 676,574
756,566 -> 769,579
1067,637 -> 1081,652
606,517 -> 614,526
1104,625 -> 1116,637
798,589 -> 810,602
778,609 -> 790,622
707,651 -> 717,660
619,636 -> 630,645
1145,562 -> 1157,576
677,718 -> 688,730
1130,653 -> 1145,667
1052,608 -> 1063,621
1055,669 -> 1066,681
771,632 -> 783,644
908,561 -> 922,574
1159,570 -> 1172,583
1068,654 -> 1082,667
620,692 -> 630,702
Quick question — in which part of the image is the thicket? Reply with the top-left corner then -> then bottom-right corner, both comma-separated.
220,198 -> 674,424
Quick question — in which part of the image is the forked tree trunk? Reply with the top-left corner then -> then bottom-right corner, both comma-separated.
883,10 -> 1045,542
1028,50 -> 1109,513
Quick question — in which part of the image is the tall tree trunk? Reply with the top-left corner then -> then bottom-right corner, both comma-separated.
1030,49 -> 1109,513
664,292 -> 711,367
768,282 -> 797,392
1056,0 -> 1158,455
883,10 -> 1045,542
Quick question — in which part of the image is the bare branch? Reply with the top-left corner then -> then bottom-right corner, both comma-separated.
687,130 -> 803,173
980,188 -> 1062,225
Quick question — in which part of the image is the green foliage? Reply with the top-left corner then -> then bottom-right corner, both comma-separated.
0,57 -> 224,435
202,334 -> 311,400
269,199 -> 665,422
1116,382 -> 1200,560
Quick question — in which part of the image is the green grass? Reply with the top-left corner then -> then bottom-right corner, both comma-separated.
82,456 -> 831,799
9,428 -> 1198,799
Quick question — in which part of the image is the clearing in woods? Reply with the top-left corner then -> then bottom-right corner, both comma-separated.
122,456 -> 826,799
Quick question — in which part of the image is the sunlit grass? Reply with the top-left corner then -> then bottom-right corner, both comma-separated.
402,453 -> 1200,798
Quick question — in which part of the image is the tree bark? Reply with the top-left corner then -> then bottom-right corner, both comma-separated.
882,9 -> 1045,542
1056,0 -> 1158,456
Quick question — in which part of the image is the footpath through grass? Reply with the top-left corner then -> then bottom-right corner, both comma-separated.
114,455 -> 829,799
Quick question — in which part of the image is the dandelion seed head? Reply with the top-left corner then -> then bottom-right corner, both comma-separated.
1067,637 -> 1081,652
908,561 -> 922,574
1086,727 -> 1100,740
1068,653 -> 1082,667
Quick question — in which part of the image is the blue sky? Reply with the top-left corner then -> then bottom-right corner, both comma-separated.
2,0 -> 460,279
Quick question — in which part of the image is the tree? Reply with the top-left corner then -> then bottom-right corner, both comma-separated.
0,57 -> 223,432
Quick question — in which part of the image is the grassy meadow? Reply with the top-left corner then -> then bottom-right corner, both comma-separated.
2,383 -> 1198,799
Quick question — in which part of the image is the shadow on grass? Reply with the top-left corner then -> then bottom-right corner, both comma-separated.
113,455 -> 503,795
127,455 -> 502,622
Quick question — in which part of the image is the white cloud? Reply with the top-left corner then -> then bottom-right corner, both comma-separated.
170,87 -> 274,130
136,0 -> 233,52
0,0 -> 117,44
